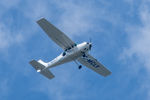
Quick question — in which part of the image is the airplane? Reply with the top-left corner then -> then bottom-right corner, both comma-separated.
29,18 -> 111,79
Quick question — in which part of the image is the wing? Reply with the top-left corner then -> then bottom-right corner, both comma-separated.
37,18 -> 76,50
78,54 -> 111,77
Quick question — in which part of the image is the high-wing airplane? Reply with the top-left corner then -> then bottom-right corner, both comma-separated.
29,18 -> 111,79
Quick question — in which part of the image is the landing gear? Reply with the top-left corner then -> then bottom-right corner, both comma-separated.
78,65 -> 82,69
74,60 -> 82,70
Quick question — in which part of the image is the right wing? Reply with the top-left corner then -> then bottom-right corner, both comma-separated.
78,54 -> 111,77
37,18 -> 76,50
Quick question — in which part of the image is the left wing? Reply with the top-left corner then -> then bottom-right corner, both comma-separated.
78,54 -> 111,77
37,18 -> 76,50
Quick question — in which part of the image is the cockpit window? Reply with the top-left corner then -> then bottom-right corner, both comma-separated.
68,47 -> 71,50
65,44 -> 77,51
62,52 -> 66,56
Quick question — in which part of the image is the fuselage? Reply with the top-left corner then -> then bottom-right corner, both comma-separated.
46,42 -> 92,69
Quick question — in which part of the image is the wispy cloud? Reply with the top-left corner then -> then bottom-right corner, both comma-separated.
122,0 -> 150,72
55,0 -> 122,38
55,1 -> 96,37
19,0 -> 97,38
0,23 -> 23,50
121,0 -> 150,99
20,0 -> 119,38
0,79 -> 9,99
32,63 -> 94,100
0,0 -> 20,9
21,0 -> 51,21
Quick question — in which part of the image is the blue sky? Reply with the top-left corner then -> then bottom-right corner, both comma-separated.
0,0 -> 150,100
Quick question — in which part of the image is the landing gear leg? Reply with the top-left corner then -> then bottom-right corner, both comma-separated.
74,60 -> 82,70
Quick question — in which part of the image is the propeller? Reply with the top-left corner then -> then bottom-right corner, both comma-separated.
89,38 -> 92,50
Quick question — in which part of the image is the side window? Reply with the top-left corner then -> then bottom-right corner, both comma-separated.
62,52 -> 66,56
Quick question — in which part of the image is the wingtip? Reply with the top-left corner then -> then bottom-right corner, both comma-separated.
29,59 -> 36,64
101,70 -> 112,77
37,17 -> 46,24
104,71 -> 112,77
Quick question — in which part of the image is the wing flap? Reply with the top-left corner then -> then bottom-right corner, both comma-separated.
78,54 -> 111,77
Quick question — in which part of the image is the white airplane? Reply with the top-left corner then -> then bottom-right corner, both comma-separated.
29,18 -> 111,79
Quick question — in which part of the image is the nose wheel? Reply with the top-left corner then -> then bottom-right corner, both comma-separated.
78,65 -> 82,69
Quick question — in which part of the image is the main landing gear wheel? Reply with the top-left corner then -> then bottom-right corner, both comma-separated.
78,65 -> 82,69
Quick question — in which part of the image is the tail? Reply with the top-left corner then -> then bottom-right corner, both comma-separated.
29,59 -> 55,79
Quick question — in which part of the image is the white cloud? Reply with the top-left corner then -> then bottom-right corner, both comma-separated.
55,1 -> 95,37
0,0 -> 20,9
0,0 -> 119,51
124,0 -> 135,4
32,63 -> 89,100
122,0 -> 150,71
0,0 -> 20,16
55,0 -> 120,38
20,0 -> 97,38
0,0 -> 50,52
0,23 -> 23,50
121,0 -> 150,99
21,0 -> 117,38
0,79 -> 9,99
22,0 -> 51,21
0,0 -> 26,51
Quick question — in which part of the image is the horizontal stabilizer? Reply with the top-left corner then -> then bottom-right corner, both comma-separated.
29,60 -> 45,71
29,60 -> 55,79
40,69 -> 55,79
